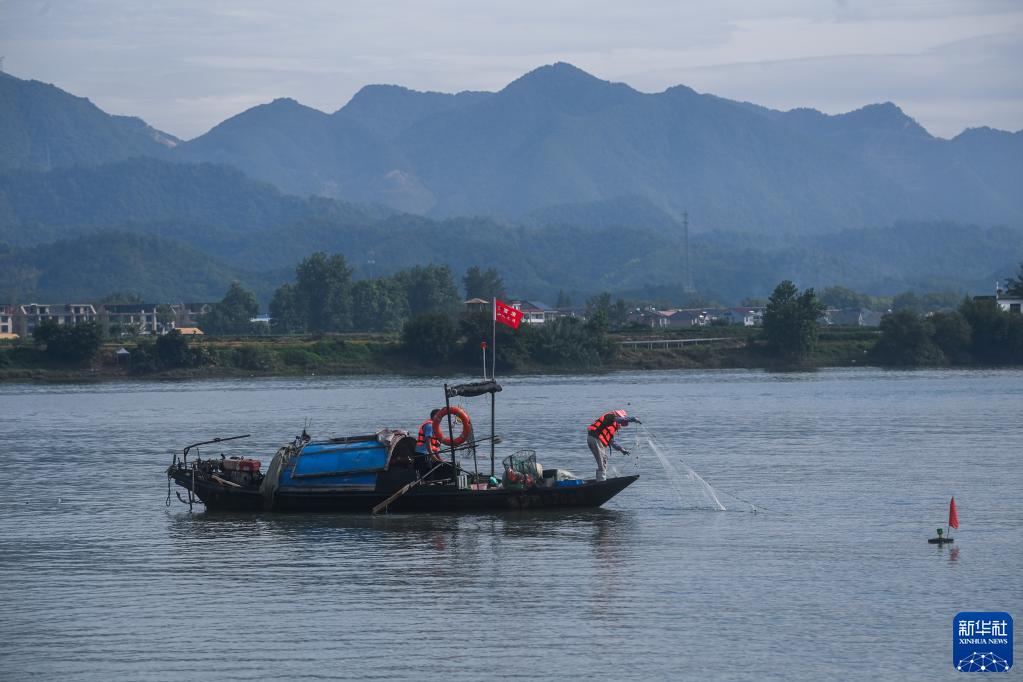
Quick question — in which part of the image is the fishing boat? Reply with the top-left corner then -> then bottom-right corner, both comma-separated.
166,380 -> 638,514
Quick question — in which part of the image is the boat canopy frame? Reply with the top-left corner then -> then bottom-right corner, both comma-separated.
442,380 -> 502,478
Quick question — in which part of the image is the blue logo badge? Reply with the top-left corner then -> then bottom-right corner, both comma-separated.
953,612 -> 1012,672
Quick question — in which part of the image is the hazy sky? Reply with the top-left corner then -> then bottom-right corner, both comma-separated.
2,0 -> 1021,140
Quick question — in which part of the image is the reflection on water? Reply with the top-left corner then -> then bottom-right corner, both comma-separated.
1,368 -> 1021,680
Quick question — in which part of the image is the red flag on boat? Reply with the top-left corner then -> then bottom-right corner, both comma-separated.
494,299 -> 523,330
948,497 -> 959,529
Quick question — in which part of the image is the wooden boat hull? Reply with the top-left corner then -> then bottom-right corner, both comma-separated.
168,468 -> 638,514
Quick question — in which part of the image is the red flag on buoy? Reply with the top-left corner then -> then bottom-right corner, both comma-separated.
948,497 -> 959,530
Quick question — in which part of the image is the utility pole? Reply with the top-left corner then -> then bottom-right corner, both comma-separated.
0,56 -> 5,73
682,209 -> 696,293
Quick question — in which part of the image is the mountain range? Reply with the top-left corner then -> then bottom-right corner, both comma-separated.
0,66 -> 1021,304
4,65 -> 1022,233
180,63 -> 1023,233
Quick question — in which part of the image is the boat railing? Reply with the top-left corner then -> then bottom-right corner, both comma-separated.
178,434 -> 251,466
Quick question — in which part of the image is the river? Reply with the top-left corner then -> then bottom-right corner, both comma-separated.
1,368 -> 1020,680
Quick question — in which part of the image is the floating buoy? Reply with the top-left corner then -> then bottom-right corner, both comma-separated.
928,496 -> 958,544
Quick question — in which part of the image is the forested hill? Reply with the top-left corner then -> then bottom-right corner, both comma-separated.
3,66 -> 1021,234
0,72 -> 178,171
0,157 -> 1018,303
0,232 -> 267,304
2,221 -> 1016,306
0,157 -> 387,248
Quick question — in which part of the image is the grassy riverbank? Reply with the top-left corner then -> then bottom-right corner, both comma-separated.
0,326 -> 880,382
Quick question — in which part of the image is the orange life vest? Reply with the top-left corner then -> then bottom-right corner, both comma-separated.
416,420 -> 440,454
588,412 -> 620,446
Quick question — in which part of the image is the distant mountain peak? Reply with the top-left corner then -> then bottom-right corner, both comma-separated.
202,96 -> 327,134
335,83 -> 491,140
500,61 -> 636,109
506,62 -> 604,89
210,97 -> 316,123
663,83 -> 699,97
839,101 -> 929,136
264,97 -> 309,110
348,83 -> 415,100
954,125 -> 1009,139
340,83 -> 456,114
527,61 -> 593,77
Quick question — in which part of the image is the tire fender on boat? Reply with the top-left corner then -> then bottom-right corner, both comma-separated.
432,406 -> 472,446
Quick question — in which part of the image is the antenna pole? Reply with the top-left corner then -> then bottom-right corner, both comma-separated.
683,209 -> 695,294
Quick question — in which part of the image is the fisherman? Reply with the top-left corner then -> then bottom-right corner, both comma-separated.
587,409 -> 640,481
414,408 -> 466,482
416,408 -> 442,459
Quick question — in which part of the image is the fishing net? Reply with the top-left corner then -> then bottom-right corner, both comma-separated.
630,426 -> 760,513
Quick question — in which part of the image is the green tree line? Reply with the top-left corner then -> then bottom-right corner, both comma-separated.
5,265 -> 1021,374
872,299 -> 1023,366
268,253 -> 462,334
870,263 -> 1023,366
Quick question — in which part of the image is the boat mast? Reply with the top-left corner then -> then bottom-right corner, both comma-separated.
443,383 -> 456,478
490,386 -> 496,478
490,298 -> 497,477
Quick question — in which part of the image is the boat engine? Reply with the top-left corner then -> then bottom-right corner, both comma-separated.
219,456 -> 263,486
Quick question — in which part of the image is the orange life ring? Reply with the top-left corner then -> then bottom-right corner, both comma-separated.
432,406 -> 472,447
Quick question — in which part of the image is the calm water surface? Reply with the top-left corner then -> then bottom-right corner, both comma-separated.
1,368 -> 1020,680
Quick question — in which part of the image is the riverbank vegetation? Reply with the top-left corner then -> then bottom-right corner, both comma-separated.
871,298 -> 1023,366
2,271 -> 1021,382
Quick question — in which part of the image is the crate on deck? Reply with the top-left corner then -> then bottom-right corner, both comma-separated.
222,457 -> 261,472
502,450 -> 543,489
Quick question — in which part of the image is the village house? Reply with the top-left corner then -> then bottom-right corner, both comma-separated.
462,298 -> 567,324
13,303 -> 98,337
99,301 -> 213,336
16,303 -> 57,336
0,301 -> 215,339
667,309 -> 710,327
631,307 -> 675,328
824,308 -> 885,327
100,303 -> 160,335
971,287 -> 1022,315
633,306 -> 762,329
175,302 -> 213,328
510,300 -> 559,325
722,307 -> 762,326
996,292 -> 1022,314
0,304 -> 14,336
